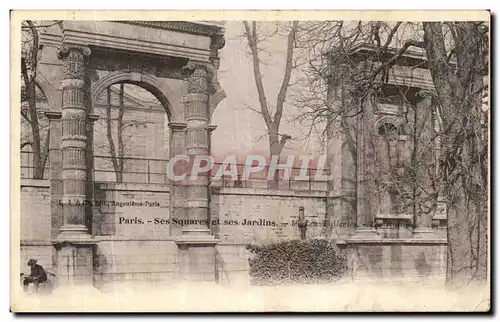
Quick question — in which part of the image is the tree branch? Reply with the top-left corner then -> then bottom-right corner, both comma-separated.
274,21 -> 298,128
243,21 -> 272,128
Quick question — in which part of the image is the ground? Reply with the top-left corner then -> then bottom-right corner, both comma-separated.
12,279 -> 490,312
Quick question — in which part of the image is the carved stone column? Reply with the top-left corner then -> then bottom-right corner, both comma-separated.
54,44 -> 95,286
183,62 -> 212,237
57,44 -> 92,238
176,62 -> 218,283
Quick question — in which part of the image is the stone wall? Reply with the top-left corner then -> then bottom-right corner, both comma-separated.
211,187 -> 328,284
211,187 -> 327,244
20,179 -> 448,285
94,240 -> 178,288
91,182 -> 175,287
92,182 -> 170,237
346,241 -> 447,284
20,180 -> 54,274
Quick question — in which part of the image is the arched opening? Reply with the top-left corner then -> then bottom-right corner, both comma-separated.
376,120 -> 402,215
378,122 -> 399,138
90,71 -> 178,120
92,81 -> 170,184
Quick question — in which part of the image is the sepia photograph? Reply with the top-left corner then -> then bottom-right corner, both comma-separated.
10,10 -> 491,312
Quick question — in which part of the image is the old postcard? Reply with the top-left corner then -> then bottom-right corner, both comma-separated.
10,10 -> 491,312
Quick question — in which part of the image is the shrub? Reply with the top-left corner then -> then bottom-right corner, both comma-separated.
246,239 -> 347,285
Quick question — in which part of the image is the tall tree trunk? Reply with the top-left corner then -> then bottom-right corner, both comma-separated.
105,87 -> 121,182
268,127 -> 283,189
21,20 -> 49,179
423,21 -> 488,283
27,82 -> 42,179
242,21 -> 297,189
117,83 -> 125,182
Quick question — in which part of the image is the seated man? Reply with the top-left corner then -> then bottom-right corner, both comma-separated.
23,259 -> 47,292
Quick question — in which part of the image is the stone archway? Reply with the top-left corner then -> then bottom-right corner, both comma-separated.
34,73 -> 61,110
90,70 -> 182,121
36,20 -> 228,286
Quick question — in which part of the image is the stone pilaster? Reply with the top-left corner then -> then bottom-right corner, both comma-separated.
352,90 -> 379,239
57,44 -> 92,238
326,76 -> 357,240
86,114 -> 99,234
413,94 -> 435,238
326,79 -> 343,239
45,111 -> 63,239
169,121 -> 187,237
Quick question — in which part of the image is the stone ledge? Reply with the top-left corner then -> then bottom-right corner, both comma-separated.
175,237 -> 219,245
340,238 -> 447,245
94,182 -> 170,193
327,189 -> 357,198
21,240 -> 53,246
52,236 -> 99,245
212,187 -> 327,198
95,236 -> 177,242
21,179 -> 50,188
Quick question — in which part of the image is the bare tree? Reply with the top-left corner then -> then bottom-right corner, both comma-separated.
21,20 -> 50,179
105,85 -> 124,183
97,83 -> 150,183
293,20 -> 489,283
422,21 -> 489,282
242,21 -> 298,188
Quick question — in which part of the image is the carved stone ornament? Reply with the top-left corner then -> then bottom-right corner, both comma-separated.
184,62 -> 208,95
210,33 -> 226,51
59,44 -> 92,80
182,60 -> 209,75
416,88 -> 437,98
57,43 -> 70,59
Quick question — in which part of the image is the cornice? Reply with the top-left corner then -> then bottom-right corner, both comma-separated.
114,21 -> 225,37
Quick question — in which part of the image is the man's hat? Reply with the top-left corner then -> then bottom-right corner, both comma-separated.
27,259 -> 37,265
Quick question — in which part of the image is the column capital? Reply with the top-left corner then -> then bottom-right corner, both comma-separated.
169,122 -> 187,132
44,111 -> 62,120
181,60 -> 210,78
416,88 -> 437,98
210,32 -> 226,51
57,43 -> 92,60
87,114 -> 100,123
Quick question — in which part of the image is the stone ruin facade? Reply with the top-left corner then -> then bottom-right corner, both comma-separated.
20,21 -> 447,287
326,44 -> 448,282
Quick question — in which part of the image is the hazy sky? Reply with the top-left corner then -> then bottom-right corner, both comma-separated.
117,21 -> 319,160
211,21 -> 323,160
105,21 -> 429,161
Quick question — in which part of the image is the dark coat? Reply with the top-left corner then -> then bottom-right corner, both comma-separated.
30,264 -> 47,283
